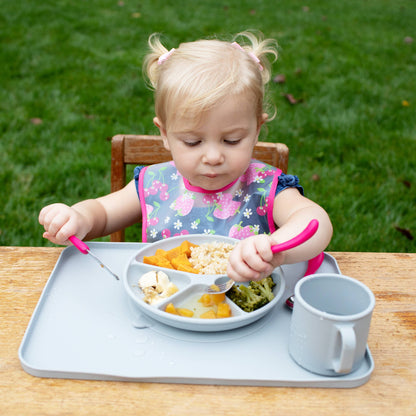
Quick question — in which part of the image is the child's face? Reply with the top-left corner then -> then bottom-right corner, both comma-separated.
155,94 -> 266,191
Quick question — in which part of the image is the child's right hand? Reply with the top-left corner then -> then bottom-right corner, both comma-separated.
38,203 -> 89,245
227,234 -> 284,282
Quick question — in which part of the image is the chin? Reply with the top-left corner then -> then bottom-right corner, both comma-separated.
187,177 -> 225,191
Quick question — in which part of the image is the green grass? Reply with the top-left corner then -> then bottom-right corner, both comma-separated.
1,0 -> 415,252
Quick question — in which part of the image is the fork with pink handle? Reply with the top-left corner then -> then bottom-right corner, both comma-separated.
69,236 -> 119,280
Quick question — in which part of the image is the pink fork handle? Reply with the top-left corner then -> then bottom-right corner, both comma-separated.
69,236 -> 89,254
271,219 -> 319,253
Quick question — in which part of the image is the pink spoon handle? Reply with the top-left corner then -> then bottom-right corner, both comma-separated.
271,219 -> 319,253
69,235 -> 89,254
285,251 -> 325,309
304,251 -> 325,276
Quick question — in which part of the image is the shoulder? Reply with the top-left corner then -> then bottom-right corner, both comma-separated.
248,159 -> 303,195
134,165 -> 145,180
134,161 -> 175,180
276,172 -> 304,196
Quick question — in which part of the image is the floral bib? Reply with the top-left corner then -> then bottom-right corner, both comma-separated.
137,160 -> 281,242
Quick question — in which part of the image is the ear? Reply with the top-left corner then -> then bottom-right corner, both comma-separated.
255,113 -> 268,139
154,117 -> 170,150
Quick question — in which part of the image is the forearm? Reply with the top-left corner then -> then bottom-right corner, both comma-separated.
71,199 -> 108,240
39,181 -> 141,245
271,205 -> 333,264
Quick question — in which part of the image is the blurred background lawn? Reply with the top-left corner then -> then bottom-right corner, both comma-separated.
1,0 -> 415,251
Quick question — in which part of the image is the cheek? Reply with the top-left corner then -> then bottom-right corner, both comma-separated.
170,149 -> 193,172
235,145 -> 255,161
232,148 -> 255,172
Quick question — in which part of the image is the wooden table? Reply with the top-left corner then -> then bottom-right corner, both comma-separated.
1,247 -> 415,415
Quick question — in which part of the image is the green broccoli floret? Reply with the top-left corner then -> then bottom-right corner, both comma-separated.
225,285 -> 264,312
248,276 -> 276,302
226,276 -> 276,312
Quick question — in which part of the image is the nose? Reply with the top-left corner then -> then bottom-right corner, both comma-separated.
202,144 -> 224,165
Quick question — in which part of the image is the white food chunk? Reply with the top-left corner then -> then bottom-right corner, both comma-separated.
155,271 -> 170,292
160,282 -> 179,298
138,270 -> 168,290
138,271 -> 178,305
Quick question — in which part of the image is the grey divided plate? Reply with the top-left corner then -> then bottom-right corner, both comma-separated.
19,243 -> 374,387
123,234 -> 286,332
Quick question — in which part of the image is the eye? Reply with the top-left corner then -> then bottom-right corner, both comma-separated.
224,138 -> 242,145
183,140 -> 201,147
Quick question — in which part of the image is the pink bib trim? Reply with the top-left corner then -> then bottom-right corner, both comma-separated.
183,177 -> 239,194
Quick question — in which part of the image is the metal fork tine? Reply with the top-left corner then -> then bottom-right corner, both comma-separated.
206,279 -> 234,294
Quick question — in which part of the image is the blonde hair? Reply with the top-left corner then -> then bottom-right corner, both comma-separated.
143,31 -> 278,128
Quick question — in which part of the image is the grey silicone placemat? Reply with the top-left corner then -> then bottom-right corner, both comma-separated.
19,243 -> 374,387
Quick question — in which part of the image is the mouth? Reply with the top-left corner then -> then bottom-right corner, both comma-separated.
204,173 -> 218,178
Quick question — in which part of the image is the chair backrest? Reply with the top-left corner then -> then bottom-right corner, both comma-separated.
110,134 -> 289,241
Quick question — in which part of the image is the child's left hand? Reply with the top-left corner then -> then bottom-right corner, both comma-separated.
226,234 -> 284,282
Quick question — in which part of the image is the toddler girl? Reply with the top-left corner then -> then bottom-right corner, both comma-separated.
39,31 -> 333,282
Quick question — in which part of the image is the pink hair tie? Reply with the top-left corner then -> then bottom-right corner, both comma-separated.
158,48 -> 175,65
231,42 -> 263,71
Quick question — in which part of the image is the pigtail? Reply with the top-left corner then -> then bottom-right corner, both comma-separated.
233,31 -> 278,84
143,33 -> 170,89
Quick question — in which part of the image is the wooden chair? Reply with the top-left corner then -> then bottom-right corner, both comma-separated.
110,134 -> 289,242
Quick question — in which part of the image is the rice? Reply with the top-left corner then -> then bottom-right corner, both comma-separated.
189,242 -> 235,274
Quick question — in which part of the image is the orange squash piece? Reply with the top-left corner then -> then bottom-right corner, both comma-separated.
198,293 -> 213,307
165,303 -> 178,315
180,240 -> 198,257
165,246 -> 182,261
209,284 -> 220,292
145,241 -> 201,272
155,248 -> 169,258
217,302 -> 231,318
177,264 -> 200,274
171,253 -> 199,273
177,308 -> 194,317
171,253 -> 191,268
200,309 -> 217,319
210,293 -> 226,304
143,255 -> 174,269
198,293 -> 225,307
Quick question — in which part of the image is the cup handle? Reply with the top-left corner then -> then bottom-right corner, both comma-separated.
332,325 -> 356,374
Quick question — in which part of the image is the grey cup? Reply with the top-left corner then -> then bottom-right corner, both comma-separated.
289,274 -> 375,376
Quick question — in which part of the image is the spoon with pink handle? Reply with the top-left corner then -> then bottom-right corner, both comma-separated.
285,251 -> 325,309
69,236 -> 119,280
207,219 -> 320,294
271,219 -> 319,254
